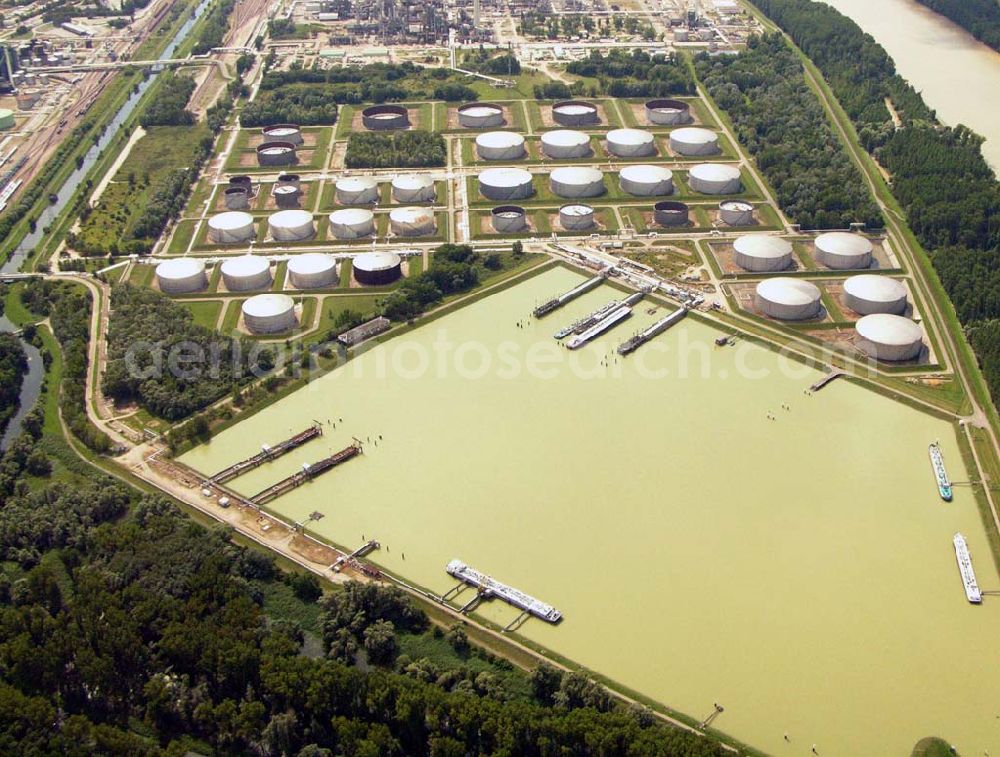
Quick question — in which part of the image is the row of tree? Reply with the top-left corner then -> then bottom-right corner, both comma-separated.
754,0 -> 1000,400
344,131 -> 446,169
695,33 -> 882,230
191,0 -> 237,55
0,333 -> 28,442
566,49 -> 695,98
139,73 -> 196,128
913,0 -> 1000,52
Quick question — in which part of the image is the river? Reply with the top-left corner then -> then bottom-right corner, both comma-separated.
819,0 -> 1000,168
0,0 -> 212,450
183,267 -> 1000,755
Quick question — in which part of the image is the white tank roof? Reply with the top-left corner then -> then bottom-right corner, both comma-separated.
461,104 -> 502,117
389,206 -> 434,224
269,209 -> 312,228
541,129 -> 590,148
689,163 -> 740,182
562,204 -> 594,216
856,314 -> 922,347
209,211 -> 254,231
336,176 -> 377,192
755,278 -> 821,307
242,293 -> 295,318
263,125 -> 299,136
619,164 -> 672,183
392,174 -> 434,192
721,200 -> 753,211
844,275 -> 906,304
479,167 -> 533,188
554,102 -> 595,115
551,166 -> 603,185
475,131 -> 525,149
607,128 -> 654,146
329,207 -> 374,225
274,185 -> 298,195
222,255 -> 270,278
156,258 -> 205,279
288,253 -> 336,275
354,251 -> 402,272
816,232 -> 873,257
671,127 -> 717,145
733,235 -> 793,259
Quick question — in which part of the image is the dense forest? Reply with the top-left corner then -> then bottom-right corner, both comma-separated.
344,131 -> 447,169
754,0 -> 1000,398
242,63 -> 479,127
103,285 -> 263,420
566,49 -> 695,98
0,334 -> 28,441
465,50 -> 522,77
695,34 -> 882,229
913,0 -> 1000,51
139,73 -> 196,128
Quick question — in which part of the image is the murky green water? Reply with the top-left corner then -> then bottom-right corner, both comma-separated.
183,267 -> 1000,755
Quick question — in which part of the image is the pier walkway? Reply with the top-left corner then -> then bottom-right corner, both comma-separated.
207,424 -> 322,484
533,272 -> 607,318
618,307 -> 688,355
251,443 -> 361,505
809,370 -> 845,392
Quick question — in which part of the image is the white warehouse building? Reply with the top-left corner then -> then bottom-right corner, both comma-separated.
733,235 -> 793,272
242,293 -> 297,334
754,278 -> 822,320
550,166 -> 604,198
843,275 -> 907,315
855,313 -> 923,361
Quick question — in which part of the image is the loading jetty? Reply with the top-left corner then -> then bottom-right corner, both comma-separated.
207,424 -> 322,484
808,370 -> 845,393
250,443 -> 361,505
929,441 -> 953,501
567,306 -> 632,349
555,291 -> 645,340
953,533 -> 982,603
617,307 -> 688,355
445,559 -> 562,623
533,272 -> 607,318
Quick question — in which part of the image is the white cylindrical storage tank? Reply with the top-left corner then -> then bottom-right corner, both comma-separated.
551,100 -> 599,126
328,208 -> 375,239
688,163 -> 741,194
673,28 -> 690,42
221,255 -> 272,291
354,252 -> 402,285
645,98 -> 691,125
475,131 -> 526,161
242,293 -> 297,334
458,103 -> 504,128
619,165 -> 673,197
491,205 -> 528,233
540,129 -> 592,159
559,203 -> 595,231
719,200 -> 754,226
391,174 -> 436,203
843,275 -> 907,315
670,127 -> 720,156
208,211 -> 255,244
733,235 -> 793,273
478,168 -> 534,201
390,206 -> 436,237
855,314 -> 923,361
815,232 -> 873,270
754,278 -> 822,321
155,258 -> 207,294
335,176 -> 379,205
268,209 -> 315,242
606,128 -> 656,158
262,124 -> 303,146
288,253 -> 338,289
550,166 -> 604,198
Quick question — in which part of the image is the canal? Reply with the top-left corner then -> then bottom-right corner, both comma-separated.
819,0 -> 1000,168
182,267 -> 1000,756
0,0 -> 212,450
